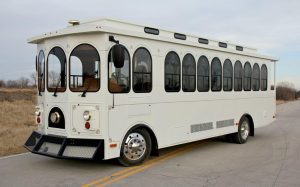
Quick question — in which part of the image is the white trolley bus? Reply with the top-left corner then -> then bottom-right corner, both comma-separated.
25,18 -> 277,166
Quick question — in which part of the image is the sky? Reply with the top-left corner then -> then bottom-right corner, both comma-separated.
0,0 -> 299,88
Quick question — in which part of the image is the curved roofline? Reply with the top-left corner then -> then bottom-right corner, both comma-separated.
27,18 -> 278,61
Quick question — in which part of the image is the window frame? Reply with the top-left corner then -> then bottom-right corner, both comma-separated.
46,46 -> 67,93
132,47 -> 153,93
261,64 -> 268,91
37,50 -> 45,92
164,51 -> 181,92
69,43 -> 101,93
107,44 -> 131,94
252,63 -> 260,91
211,57 -> 222,92
234,60 -> 243,91
197,55 -> 210,92
243,62 -> 252,91
182,53 -> 196,92
223,59 -> 233,91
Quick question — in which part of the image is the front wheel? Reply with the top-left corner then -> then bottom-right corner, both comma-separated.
118,128 -> 152,166
232,117 -> 250,144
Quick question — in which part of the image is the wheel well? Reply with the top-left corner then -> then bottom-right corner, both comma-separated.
127,124 -> 159,156
242,114 -> 254,136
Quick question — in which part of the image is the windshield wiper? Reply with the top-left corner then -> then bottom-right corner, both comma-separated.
81,80 -> 91,97
38,73 -> 43,96
53,76 -> 61,97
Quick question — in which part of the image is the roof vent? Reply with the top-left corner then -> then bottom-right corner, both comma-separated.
68,20 -> 80,26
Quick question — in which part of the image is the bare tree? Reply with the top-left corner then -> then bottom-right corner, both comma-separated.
30,73 -> 37,86
0,80 -> 5,88
48,71 -> 60,87
276,82 -> 297,101
6,80 -> 19,88
18,77 -> 30,88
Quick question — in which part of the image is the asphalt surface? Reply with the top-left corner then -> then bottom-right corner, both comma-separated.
1,100 -> 300,187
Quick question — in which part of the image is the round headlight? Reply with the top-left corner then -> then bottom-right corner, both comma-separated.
83,111 -> 91,121
50,112 -> 60,124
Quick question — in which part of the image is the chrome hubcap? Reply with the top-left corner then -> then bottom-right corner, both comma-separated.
240,121 -> 249,140
123,133 -> 146,160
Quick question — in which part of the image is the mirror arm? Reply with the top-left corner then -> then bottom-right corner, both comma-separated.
109,36 -> 119,44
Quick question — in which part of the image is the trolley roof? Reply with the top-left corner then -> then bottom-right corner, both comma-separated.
28,18 -> 278,61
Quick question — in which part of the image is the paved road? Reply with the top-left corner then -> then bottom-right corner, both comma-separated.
1,100 -> 300,187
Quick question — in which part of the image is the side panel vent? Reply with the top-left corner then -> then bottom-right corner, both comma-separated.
191,122 -> 213,133
216,119 -> 234,128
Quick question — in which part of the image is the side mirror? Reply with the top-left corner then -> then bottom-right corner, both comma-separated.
112,45 -> 125,68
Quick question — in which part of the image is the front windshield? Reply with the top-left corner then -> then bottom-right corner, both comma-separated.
69,44 -> 100,92
47,47 -> 66,92
37,50 -> 45,92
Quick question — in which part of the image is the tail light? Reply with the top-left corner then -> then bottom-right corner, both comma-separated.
85,122 -> 91,129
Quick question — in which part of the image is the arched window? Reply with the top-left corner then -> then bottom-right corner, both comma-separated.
223,59 -> 233,91
197,56 -> 209,92
244,62 -> 252,91
165,51 -> 181,92
70,44 -> 100,92
252,63 -> 260,91
108,45 -> 130,93
261,64 -> 268,91
234,61 -> 243,91
133,48 -> 152,93
37,50 -> 45,92
182,54 -> 196,92
211,57 -> 222,91
47,47 -> 66,92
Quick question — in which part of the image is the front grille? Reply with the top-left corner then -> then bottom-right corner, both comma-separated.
63,146 -> 97,158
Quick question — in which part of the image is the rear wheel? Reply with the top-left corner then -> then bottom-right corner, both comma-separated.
232,117 -> 250,144
118,128 -> 152,166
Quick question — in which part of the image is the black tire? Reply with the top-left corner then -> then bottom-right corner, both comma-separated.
118,128 -> 152,167
232,116 -> 250,144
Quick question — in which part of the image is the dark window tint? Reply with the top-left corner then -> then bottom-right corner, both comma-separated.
197,56 -> 209,92
223,59 -> 233,91
69,44 -> 100,92
182,54 -> 196,92
198,38 -> 209,44
261,64 -> 268,91
174,33 -> 186,40
252,63 -> 260,91
236,46 -> 243,51
47,47 -> 66,92
37,50 -> 45,92
133,48 -> 152,93
219,42 -> 227,48
144,27 -> 159,35
211,57 -> 222,91
244,62 -> 252,91
165,51 -> 180,92
108,45 -> 130,93
234,61 -> 243,91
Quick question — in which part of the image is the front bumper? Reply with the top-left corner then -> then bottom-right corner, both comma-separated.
24,131 -> 104,160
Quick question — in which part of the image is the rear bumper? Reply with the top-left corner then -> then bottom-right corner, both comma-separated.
24,131 -> 104,160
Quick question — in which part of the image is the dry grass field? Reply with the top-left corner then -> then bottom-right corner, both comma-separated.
0,88 -> 36,157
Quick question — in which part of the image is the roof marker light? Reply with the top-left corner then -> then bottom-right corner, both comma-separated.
68,20 -> 80,26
